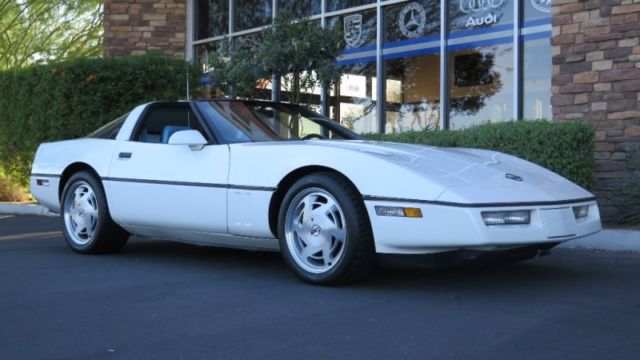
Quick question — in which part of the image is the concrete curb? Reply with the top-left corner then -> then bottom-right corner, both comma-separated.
1,203 -> 639,252
0,203 -> 57,217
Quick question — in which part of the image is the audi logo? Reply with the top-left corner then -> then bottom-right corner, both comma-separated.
459,0 -> 505,14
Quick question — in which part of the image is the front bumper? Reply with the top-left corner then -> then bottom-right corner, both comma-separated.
364,198 -> 601,254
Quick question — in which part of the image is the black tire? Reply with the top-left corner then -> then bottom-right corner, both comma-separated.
277,172 -> 375,285
60,171 -> 128,254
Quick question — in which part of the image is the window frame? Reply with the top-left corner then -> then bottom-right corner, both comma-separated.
128,102 -> 219,145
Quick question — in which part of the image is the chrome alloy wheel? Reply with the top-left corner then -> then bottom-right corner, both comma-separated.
284,187 -> 347,274
63,181 -> 99,246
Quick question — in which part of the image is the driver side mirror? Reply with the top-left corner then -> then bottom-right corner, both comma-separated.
168,129 -> 208,151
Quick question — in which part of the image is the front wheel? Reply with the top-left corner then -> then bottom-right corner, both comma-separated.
61,171 -> 128,254
277,172 -> 375,285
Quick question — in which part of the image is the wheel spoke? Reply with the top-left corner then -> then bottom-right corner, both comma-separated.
321,241 -> 333,266
74,224 -> 87,238
301,244 -> 320,259
326,227 -> 346,243
301,197 -> 314,223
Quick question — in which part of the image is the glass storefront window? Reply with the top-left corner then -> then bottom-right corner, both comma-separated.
327,9 -> 376,50
280,71 -> 323,106
330,62 -> 377,133
448,44 -> 514,129
449,0 -> 513,32
234,0 -> 272,31
278,0 -> 321,18
191,0 -> 553,132
197,0 -> 229,39
326,0 -> 375,13
448,0 -> 514,129
383,1 -> 441,133
523,0 -> 552,120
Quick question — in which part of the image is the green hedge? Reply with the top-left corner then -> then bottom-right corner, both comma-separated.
0,53 -> 197,187
364,120 -> 595,189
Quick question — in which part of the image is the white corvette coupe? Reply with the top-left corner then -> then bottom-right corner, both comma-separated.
31,100 -> 601,284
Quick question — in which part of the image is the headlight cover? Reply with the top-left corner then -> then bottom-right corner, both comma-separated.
572,205 -> 589,219
481,210 -> 531,225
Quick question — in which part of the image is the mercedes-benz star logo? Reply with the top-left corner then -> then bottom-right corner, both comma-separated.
399,2 -> 427,39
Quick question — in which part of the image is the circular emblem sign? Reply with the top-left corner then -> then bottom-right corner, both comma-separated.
459,0 -> 504,14
399,2 -> 426,39
531,0 -> 551,13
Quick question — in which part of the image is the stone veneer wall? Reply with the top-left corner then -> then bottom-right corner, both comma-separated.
552,0 -> 640,222
103,0 -> 186,57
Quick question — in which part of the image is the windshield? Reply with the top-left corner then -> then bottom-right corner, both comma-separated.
198,100 -> 360,143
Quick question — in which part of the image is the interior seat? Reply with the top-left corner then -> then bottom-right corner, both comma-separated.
161,125 -> 191,143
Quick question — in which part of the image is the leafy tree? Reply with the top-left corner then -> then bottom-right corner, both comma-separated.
202,11 -> 343,103
0,0 -> 102,70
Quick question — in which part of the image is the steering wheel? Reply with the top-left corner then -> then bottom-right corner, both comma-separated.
301,133 -> 326,140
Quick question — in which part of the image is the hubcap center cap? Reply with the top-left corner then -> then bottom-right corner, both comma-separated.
310,224 -> 322,236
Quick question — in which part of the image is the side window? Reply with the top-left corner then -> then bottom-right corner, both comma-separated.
87,113 -> 128,139
132,106 -> 207,144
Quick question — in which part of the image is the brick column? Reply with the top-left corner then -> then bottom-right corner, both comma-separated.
103,0 -> 187,57
552,0 -> 640,222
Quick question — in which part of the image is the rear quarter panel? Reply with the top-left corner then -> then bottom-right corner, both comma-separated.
30,139 -> 121,212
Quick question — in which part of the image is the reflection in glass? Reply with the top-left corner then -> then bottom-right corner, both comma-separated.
525,0 -> 551,20
234,0 -> 272,31
385,54 -> 441,133
326,0 -> 375,13
449,44 -> 512,129
330,62 -> 377,133
197,0 -> 228,39
278,0 -> 321,18
280,71 -> 323,106
523,38 -> 551,120
233,33 -> 271,100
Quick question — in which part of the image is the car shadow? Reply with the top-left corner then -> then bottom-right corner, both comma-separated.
118,237 -> 599,293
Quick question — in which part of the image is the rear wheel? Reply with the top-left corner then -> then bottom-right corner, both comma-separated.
61,171 -> 128,254
277,172 -> 375,285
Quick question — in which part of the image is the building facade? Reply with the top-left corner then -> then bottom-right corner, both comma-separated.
103,0 -> 640,222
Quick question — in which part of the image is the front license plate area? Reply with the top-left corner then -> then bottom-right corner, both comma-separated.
541,207 -> 577,238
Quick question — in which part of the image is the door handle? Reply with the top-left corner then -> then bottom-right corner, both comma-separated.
118,152 -> 132,159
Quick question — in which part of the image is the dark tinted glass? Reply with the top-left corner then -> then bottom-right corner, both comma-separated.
87,113 -> 128,139
326,0 -> 375,12
234,0 -> 272,31
197,0 -> 228,39
201,101 -> 357,143
278,0 -> 321,18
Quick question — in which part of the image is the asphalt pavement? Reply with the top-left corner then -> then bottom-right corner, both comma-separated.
1,215 -> 639,359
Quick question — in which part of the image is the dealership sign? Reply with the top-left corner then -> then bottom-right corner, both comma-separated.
459,0 -> 504,28
531,0 -> 551,13
399,2 -> 427,39
344,14 -> 363,47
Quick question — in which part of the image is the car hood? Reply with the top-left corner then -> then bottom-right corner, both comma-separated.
311,140 -> 593,203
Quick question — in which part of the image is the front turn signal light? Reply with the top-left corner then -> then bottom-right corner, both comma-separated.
375,206 -> 423,218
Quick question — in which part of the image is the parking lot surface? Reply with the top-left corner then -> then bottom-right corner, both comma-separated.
1,215 -> 639,359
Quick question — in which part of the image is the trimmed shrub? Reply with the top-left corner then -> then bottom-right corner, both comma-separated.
364,120 -> 595,189
0,53 -> 197,187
